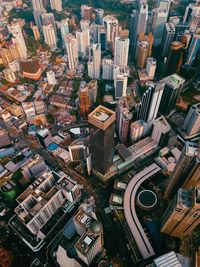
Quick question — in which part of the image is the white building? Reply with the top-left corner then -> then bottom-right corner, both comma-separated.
146,57 -> 156,79
76,28 -> 90,58
7,21 -> 27,58
87,44 -> 101,79
50,0 -> 62,12
80,19 -> 90,30
3,68 -> 16,83
47,70 -> 57,85
102,57 -> 114,80
182,103 -> 200,137
103,15 -> 118,42
43,24 -> 57,51
60,19 -> 69,46
130,120 -> 146,143
65,34 -> 78,70
31,0 -> 44,11
151,116 -> 171,145
114,37 -> 129,67
114,66 -> 129,99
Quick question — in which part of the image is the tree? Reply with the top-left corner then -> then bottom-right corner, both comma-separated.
46,113 -> 55,124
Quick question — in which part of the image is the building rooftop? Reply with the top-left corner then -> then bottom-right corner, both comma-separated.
164,74 -> 185,89
88,105 -> 115,131
75,233 -> 98,255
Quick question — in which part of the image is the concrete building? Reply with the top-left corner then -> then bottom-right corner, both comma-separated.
87,80 -> 98,104
182,103 -> 200,137
114,37 -> 129,67
81,5 -> 93,20
43,24 -> 57,51
19,58 -> 42,80
3,68 -> 16,83
47,70 -> 57,85
21,154 -> 48,181
80,19 -> 90,30
65,34 -> 78,70
97,26 -> 107,51
165,41 -> 183,76
87,44 -> 101,79
37,128 -> 53,148
165,141 -> 200,198
136,40 -> 149,68
103,15 -> 118,43
118,108 -> 132,144
76,28 -> 90,58
152,8 -> 168,46
7,21 -> 27,58
114,66 -> 129,99
0,128 -> 12,148
74,209 -> 103,266
88,106 -> 116,176
146,57 -> 157,79
161,188 -> 200,238
32,25 -> 40,40
31,0 -> 44,11
60,19 -> 69,46
0,48 -> 13,66
95,8 -> 104,25
153,251 -> 190,267
151,116 -> 171,146
15,171 -> 81,235
130,120 -> 146,143
50,0 -> 62,12
79,86 -> 90,118
102,57 -> 114,80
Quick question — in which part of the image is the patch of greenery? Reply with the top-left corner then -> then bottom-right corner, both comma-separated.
46,113 -> 55,124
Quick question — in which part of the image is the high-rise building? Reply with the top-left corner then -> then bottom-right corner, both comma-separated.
152,8 -> 168,46
97,26 -> 107,51
146,57 -> 157,79
138,82 -> 164,122
60,19 -> 69,46
87,44 -> 101,79
157,0 -> 171,11
182,103 -> 200,137
129,0 -> 148,49
114,66 -> 129,99
41,12 -> 56,33
79,85 -> 90,118
146,11 -> 154,34
103,15 -> 119,43
185,34 -> 200,70
43,24 -> 57,51
31,25 -> 40,40
117,107 -> 132,144
0,48 -> 13,66
47,70 -> 57,85
80,19 -> 90,31
65,34 -> 78,70
32,0 -> 44,11
95,8 -> 104,25
159,74 -> 185,116
74,209 -> 103,266
114,37 -> 129,67
165,40 -> 183,75
102,57 -> 114,80
50,0 -> 62,12
130,120 -> 146,143
161,188 -> 200,238
7,21 -> 28,59
76,28 -> 90,58
161,23 -> 175,58
151,116 -> 171,146
81,5 -> 93,20
33,10 -> 43,30
87,80 -> 98,104
164,141 -> 199,198
88,106 -> 116,175
3,69 -> 16,83
136,40 -> 149,68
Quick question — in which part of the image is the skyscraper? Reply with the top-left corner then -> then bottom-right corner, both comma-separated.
87,44 -> 101,79
157,0 -> 171,11
114,66 -> 129,99
117,105 -> 132,143
60,19 -> 69,46
97,26 -> 107,51
32,0 -> 44,11
152,8 -> 168,46
161,188 -> 200,238
41,12 -> 56,33
7,21 -> 28,59
88,106 -> 116,175
136,40 -> 149,68
65,34 -> 78,70
185,34 -> 200,70
151,116 -> 171,146
129,0 -> 148,49
137,82 -> 165,122
76,28 -> 90,58
79,85 -> 90,118
43,24 -> 57,51
50,0 -> 62,12
130,120 -> 146,143
0,48 -> 13,66
103,15 -> 119,43
146,57 -> 157,79
159,74 -> 185,116
114,37 -> 129,67
31,25 -> 40,40
95,8 -> 104,25
164,141 -> 200,198
102,57 -> 114,80
182,103 -> 200,137
161,23 -> 175,58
